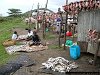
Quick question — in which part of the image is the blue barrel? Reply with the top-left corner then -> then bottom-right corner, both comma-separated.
69,45 -> 80,60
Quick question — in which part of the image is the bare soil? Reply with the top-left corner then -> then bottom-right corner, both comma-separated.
12,28 -> 100,75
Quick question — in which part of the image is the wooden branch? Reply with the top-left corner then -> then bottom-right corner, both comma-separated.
42,0 -> 48,39
64,0 -> 68,50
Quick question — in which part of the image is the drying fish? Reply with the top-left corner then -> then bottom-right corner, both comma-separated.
41,57 -> 78,73
5,44 -> 48,54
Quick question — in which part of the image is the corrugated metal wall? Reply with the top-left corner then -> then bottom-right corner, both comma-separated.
77,9 -> 100,55
78,9 -> 100,41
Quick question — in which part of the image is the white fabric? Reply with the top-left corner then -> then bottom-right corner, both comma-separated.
28,31 -> 33,37
12,34 -> 18,40
56,21 -> 61,32
18,35 -> 28,40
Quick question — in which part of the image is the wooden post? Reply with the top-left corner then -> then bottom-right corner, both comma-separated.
42,0 -> 48,39
64,0 -> 68,50
29,11 -> 32,29
28,3 -> 34,29
58,20 -> 61,47
37,3 -> 39,31
58,8 -> 62,48
93,40 -> 100,66
60,12 -> 63,48
42,12 -> 45,39
72,15 -> 77,41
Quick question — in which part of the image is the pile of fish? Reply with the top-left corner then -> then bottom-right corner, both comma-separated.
5,44 -> 48,54
5,45 -> 32,54
41,57 -> 78,73
18,35 -> 28,40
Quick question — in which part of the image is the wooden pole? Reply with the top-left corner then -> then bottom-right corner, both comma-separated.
64,0 -> 68,50
43,13 -> 45,39
42,0 -> 48,39
58,8 -> 63,48
37,3 -> 39,31
93,41 -> 100,66
58,26 -> 61,47
29,10 -> 32,29
72,15 -> 76,41
28,3 -> 34,29
58,8 -> 61,47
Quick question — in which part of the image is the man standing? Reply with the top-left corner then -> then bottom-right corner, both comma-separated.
56,15 -> 61,34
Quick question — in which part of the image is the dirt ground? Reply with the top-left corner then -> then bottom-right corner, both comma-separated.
11,28 -> 100,75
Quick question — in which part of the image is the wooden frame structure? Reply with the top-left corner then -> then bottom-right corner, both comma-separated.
63,0 -> 100,65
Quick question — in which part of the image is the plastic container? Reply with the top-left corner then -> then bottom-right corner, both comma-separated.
66,31 -> 72,36
46,28 -> 49,32
65,40 -> 73,47
69,45 -> 80,60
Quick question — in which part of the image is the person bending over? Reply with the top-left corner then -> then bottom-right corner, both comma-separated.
30,32 -> 41,46
26,29 -> 33,41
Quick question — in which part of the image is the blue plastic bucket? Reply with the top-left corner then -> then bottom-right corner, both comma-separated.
69,45 -> 80,60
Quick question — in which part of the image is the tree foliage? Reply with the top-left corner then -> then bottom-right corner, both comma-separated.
7,8 -> 22,17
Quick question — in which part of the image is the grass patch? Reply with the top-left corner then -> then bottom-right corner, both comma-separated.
48,44 -> 63,50
45,32 -> 56,40
0,17 -> 27,65
0,43 -> 17,65
49,45 -> 59,49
